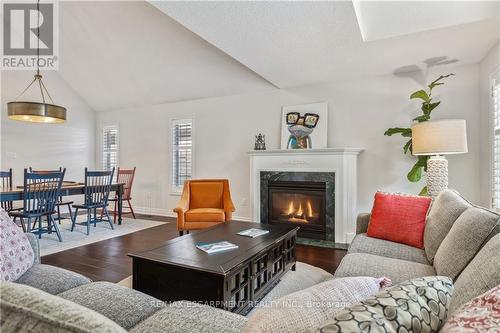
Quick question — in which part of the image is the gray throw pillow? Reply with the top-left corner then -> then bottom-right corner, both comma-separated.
449,233 -> 500,314
0,281 -> 127,333
317,276 -> 453,333
424,189 -> 471,263
244,276 -> 389,333
433,207 -> 500,280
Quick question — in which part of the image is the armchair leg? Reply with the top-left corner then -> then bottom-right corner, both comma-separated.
179,231 -> 184,236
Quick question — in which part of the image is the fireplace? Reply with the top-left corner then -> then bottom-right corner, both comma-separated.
250,149 -> 363,246
260,171 -> 335,243
268,181 -> 326,240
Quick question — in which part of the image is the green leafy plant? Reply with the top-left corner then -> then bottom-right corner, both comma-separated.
384,73 -> 454,196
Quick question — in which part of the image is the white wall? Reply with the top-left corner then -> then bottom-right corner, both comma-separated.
479,42 -> 500,207
1,70 -> 96,185
97,63 -> 482,219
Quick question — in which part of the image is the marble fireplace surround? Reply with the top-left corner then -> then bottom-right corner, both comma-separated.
248,148 -> 363,246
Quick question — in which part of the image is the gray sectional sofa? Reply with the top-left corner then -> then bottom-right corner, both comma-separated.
1,189 -> 500,332
0,233 -> 332,333
1,234 -> 249,333
335,189 -> 500,314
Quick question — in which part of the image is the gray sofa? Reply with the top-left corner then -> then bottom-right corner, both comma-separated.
1,189 -> 499,332
335,189 -> 500,314
0,233 -> 332,333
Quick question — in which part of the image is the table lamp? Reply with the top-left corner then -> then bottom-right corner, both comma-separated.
412,119 -> 468,197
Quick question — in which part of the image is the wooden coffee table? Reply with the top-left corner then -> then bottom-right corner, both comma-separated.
128,221 -> 298,315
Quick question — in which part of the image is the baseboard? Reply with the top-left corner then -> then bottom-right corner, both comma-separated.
133,206 -> 253,222
345,232 -> 356,243
134,207 -> 175,217
233,216 -> 253,222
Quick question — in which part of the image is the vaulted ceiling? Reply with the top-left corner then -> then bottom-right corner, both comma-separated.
152,1 -> 499,88
53,1 -> 499,111
58,1 -> 275,112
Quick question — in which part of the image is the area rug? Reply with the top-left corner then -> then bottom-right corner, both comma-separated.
38,217 -> 167,257
117,275 -> 133,287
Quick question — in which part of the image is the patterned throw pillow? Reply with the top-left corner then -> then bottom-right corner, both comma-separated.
441,285 -> 500,332
317,276 -> 453,333
0,208 -> 35,281
243,276 -> 391,333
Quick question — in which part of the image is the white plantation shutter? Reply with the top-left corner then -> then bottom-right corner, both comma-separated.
102,125 -> 119,171
492,73 -> 500,209
172,119 -> 193,191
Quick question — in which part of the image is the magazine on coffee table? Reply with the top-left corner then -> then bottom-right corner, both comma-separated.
196,241 -> 239,254
237,228 -> 270,238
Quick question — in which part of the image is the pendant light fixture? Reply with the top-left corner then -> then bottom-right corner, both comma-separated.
7,0 -> 66,123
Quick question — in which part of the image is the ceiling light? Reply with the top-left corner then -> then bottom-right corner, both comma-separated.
7,0 -> 66,124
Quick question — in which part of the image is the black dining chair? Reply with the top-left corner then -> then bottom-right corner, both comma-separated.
29,167 -> 74,224
71,168 -> 115,235
10,169 -> 65,241
2,169 -> 25,230
1,168 -> 14,212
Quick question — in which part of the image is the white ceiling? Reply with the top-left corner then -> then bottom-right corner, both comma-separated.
57,1 -> 274,112
352,1 -> 498,41
47,1 -> 500,112
152,1 -> 500,89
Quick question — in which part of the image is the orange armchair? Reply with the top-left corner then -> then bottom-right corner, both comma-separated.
174,179 -> 235,236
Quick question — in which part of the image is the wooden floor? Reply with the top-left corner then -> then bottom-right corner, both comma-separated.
42,214 -> 346,282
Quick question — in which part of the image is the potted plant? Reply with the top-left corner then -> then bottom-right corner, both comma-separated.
384,73 -> 454,195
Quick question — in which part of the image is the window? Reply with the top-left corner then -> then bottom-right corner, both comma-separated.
171,119 -> 193,191
102,125 -> 119,171
492,72 -> 500,209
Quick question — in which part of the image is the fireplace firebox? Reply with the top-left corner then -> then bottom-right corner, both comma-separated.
268,181 -> 326,240
260,171 -> 335,244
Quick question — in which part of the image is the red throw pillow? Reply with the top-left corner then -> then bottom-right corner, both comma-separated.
367,192 -> 432,249
441,285 -> 500,333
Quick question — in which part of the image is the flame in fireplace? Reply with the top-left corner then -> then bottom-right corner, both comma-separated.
287,201 -> 294,215
282,199 -> 317,224
297,202 -> 303,216
307,200 -> 313,218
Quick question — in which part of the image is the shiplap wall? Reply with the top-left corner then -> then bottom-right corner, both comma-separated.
1,71 -> 97,185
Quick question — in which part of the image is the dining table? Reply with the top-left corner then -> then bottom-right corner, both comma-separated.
0,182 -> 126,225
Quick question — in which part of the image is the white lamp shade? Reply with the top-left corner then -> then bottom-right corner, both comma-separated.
412,119 -> 468,155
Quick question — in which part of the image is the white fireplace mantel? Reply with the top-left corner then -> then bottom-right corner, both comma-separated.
248,148 -> 363,245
